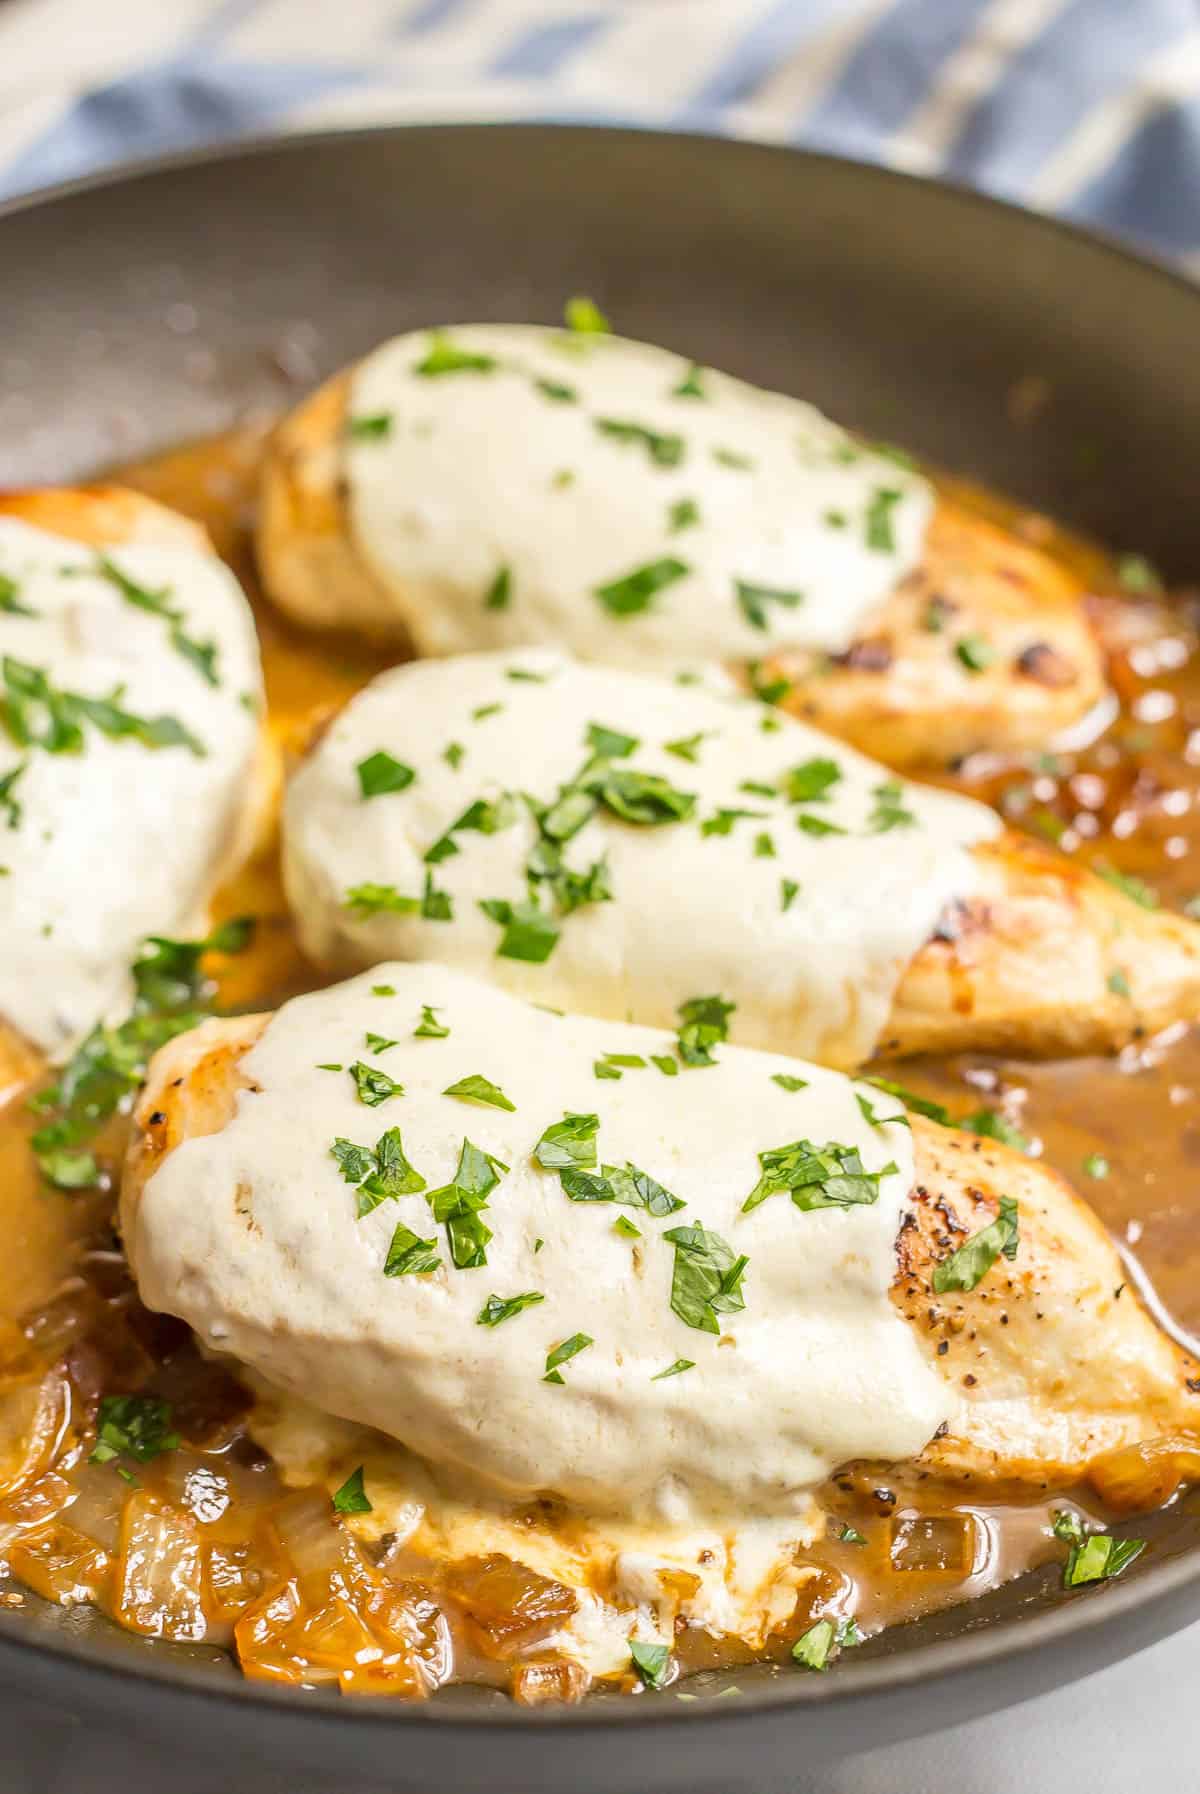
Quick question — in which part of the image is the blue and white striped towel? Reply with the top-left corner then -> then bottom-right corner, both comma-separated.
0,0 -> 1197,268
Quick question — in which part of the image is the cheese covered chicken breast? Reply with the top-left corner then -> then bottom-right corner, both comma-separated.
0,488 -> 267,1058
257,324 -> 1105,768
120,967 -> 1199,1673
282,652 -> 1200,1067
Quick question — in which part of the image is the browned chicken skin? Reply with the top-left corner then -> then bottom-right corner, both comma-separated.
255,370 -> 1106,772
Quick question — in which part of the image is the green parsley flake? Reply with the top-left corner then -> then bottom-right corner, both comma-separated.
364,1032 -> 398,1054
415,333 -> 496,376
676,993 -> 735,1067
543,1332 -> 594,1382
1095,863 -> 1158,909
443,741 -> 465,770
955,634 -> 997,675
614,1215 -> 641,1239
534,1111 -> 600,1171
0,763 -> 25,830
347,414 -> 392,439
668,497 -> 701,534
472,702 -> 504,722
595,416 -> 685,469
791,1616 -> 863,1670
868,780 -> 916,832
629,1639 -> 671,1687
332,1466 -> 372,1512
771,1073 -> 808,1093
95,557 -> 220,688
414,1005 -> 449,1038
3,654 -> 204,757
0,575 -> 35,617
1107,967 -> 1131,998
785,758 -> 842,804
743,1139 -> 895,1214
960,1108 -> 1031,1153
372,983 -> 396,997
780,878 -> 800,912
587,720 -> 640,758
479,896 -> 560,963
651,1054 -> 679,1077
664,730 -> 707,763
754,831 -> 776,858
333,1126 -> 426,1216
672,363 -> 706,399
796,812 -> 847,838
534,376 -> 577,402
663,1221 -> 748,1335
931,1195 -> 1020,1295
1083,1152 -> 1110,1179
735,579 -> 804,632
90,1395 -> 179,1467
594,557 -> 689,618
1116,554 -> 1162,595
701,806 -> 765,838
564,296 -> 610,335
864,487 -> 903,553
1063,1532 -> 1145,1588
349,1061 -> 404,1107
383,1222 -> 441,1277
442,1072 -> 516,1112
484,566 -> 512,611
651,1359 -> 694,1381
839,1526 -> 868,1545
427,1138 -> 509,1269
713,447 -> 753,470
356,750 -> 415,799
477,1291 -> 545,1328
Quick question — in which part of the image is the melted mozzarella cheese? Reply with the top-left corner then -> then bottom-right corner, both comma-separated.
129,964 -> 955,1528
345,325 -> 933,666
248,1374 -> 822,1675
283,652 -> 999,1067
0,520 -> 263,1054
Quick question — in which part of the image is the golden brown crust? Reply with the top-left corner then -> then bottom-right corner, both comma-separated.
254,369 -> 1106,768
885,830 -> 1200,1058
0,484 -> 211,553
896,1116 -> 1200,1486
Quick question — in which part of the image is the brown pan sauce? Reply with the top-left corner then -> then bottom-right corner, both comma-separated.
0,426 -> 1198,1700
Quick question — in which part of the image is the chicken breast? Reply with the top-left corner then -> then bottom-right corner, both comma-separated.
121,965 -> 1200,1519
0,486 -> 271,1060
256,329 -> 1104,770
281,652 -> 1200,1068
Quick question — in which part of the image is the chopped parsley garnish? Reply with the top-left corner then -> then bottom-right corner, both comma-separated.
443,741 -> 465,770
372,983 -> 396,997
839,1525 -> 868,1545
587,720 -> 639,759
364,1032 -> 397,1054
533,376 -> 577,402
663,1221 -> 747,1334
664,731 -> 707,763
1083,1152 -> 1110,1179
754,831 -> 776,858
791,1616 -> 862,1671
743,1139 -> 895,1215
356,750 -> 415,798
868,779 -> 916,832
607,1162 -> 686,1216
651,1359 -> 694,1381
414,1005 -> 449,1038
960,1108 -> 1030,1152
333,1126 -> 426,1216
771,1073 -> 808,1092
90,1395 -> 179,1467
0,575 -> 35,616
427,1138 -> 508,1269
1116,554 -> 1161,595
675,993 -> 735,1067
701,806 -> 765,838
931,1195 -> 1019,1294
854,1091 -> 905,1130
95,557 -> 220,687
781,878 -> 800,912
863,1077 -> 951,1125
864,486 -> 903,553
505,667 -> 548,684
383,1223 -> 441,1277
783,760 -> 840,808
479,896 -> 560,963
472,702 -> 503,722
1107,967 -> 1131,998
739,779 -> 777,799
672,362 -> 706,400
735,579 -> 804,632
415,333 -> 496,376
1062,1531 -> 1145,1588
651,1054 -> 679,1077
796,812 -> 846,838
0,762 -> 24,829
713,447 -> 753,470
2,655 -> 204,757
484,566 -> 512,611
1095,863 -> 1158,909
593,557 -> 689,618
595,416 -> 685,468
477,1291 -> 544,1328
955,634 -> 997,675
595,767 -> 696,824
349,1061 -> 404,1107
347,413 -> 392,439
424,874 -> 454,921
425,791 -> 520,864
344,877 -> 454,922
442,1072 -> 516,1111
534,1111 -> 600,1170
543,1332 -> 593,1382
563,295 -> 610,335
668,497 -> 701,534
614,1215 -> 641,1239
332,1466 -> 373,1512
629,1639 -> 671,1686
560,1168 -> 615,1202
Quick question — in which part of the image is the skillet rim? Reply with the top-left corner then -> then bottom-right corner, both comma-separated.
1,119 -> 1199,1735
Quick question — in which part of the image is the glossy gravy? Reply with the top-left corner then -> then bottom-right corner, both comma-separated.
0,424 -> 1197,1700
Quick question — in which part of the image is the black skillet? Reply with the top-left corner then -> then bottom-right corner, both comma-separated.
0,125 -> 1198,1794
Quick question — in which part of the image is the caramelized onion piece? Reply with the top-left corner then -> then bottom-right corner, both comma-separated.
0,1371 -> 69,1501
512,1658 -> 591,1706
7,1519 -> 111,1606
444,1554 -> 578,1661
1087,1437 -> 1200,1515
206,1540 -> 273,1625
114,1491 -> 207,1641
